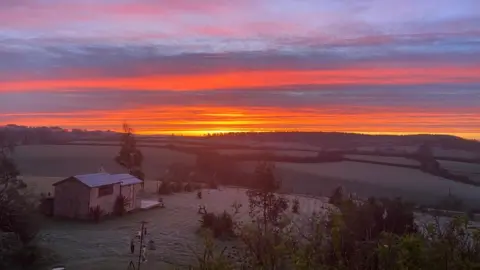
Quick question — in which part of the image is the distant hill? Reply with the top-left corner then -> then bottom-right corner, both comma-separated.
1,124 -> 479,154
208,132 -> 480,152
0,124 -> 119,144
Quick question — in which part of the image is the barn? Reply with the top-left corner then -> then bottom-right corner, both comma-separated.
52,173 -> 143,219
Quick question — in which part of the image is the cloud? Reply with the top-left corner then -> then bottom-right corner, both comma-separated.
2,66 -> 480,92
1,0 -> 479,137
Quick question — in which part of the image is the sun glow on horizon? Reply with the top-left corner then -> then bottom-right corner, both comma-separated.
2,105 -> 479,140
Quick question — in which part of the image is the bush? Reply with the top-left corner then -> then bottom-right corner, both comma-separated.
172,182 -> 183,193
231,201 -> 242,214
208,180 -> 218,189
184,182 -> 193,192
158,181 -> 172,194
200,211 -> 235,239
0,238 -> 58,270
89,206 -> 104,223
193,184 -> 480,270
192,183 -> 203,190
328,186 -> 344,206
1,139 -> 56,269
292,198 -> 299,214
200,213 -> 216,228
113,195 -> 129,216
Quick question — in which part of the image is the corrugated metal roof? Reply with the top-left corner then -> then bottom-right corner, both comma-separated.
53,173 -> 142,188
111,173 -> 143,186
74,173 -> 121,188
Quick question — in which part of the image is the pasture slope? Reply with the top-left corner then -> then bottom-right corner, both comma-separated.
14,143 -> 480,269
276,161 -> 480,208
438,160 -> 480,183
344,154 -> 420,166
13,145 -> 196,179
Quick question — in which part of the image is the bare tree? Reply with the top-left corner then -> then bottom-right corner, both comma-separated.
115,123 -> 145,183
246,161 -> 288,233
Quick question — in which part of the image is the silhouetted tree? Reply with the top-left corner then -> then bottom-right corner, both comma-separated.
328,186 -> 345,206
291,198 -> 300,214
246,162 -> 288,233
115,123 -> 145,184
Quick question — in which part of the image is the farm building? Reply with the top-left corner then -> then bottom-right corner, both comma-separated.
52,173 -> 143,219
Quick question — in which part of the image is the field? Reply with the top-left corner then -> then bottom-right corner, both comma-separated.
35,187 -> 326,270
13,145 -> 196,179
345,154 -> 420,166
13,142 -> 480,269
217,149 -> 317,158
439,160 -> 480,183
25,179 -> 480,270
276,161 -> 480,208
355,146 -> 480,160
15,144 -> 480,208
433,148 -> 480,160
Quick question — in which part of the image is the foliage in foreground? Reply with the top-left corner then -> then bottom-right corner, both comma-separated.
113,195 -> 130,216
200,212 -> 235,239
1,135 -> 57,269
193,162 -> 480,270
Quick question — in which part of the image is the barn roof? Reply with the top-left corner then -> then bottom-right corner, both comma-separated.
111,174 -> 143,186
53,173 -> 142,188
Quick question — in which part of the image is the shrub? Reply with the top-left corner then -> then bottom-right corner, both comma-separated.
184,182 -> 193,192
192,183 -> 203,190
158,181 -> 172,194
208,180 -> 218,189
192,186 -> 480,270
231,201 -> 242,214
200,213 -> 216,229
200,211 -> 235,239
292,198 -> 299,214
113,195 -> 129,216
1,138 -> 56,269
172,182 -> 183,193
89,206 -> 104,223
328,186 -> 344,206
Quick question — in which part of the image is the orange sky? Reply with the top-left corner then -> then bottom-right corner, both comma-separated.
2,66 -> 480,139
1,0 -> 480,139
2,105 -> 479,139
2,66 -> 480,92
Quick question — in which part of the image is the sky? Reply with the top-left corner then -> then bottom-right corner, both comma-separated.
0,0 -> 479,138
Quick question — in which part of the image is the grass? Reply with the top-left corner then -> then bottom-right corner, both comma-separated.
13,145 -> 195,179
21,176 -> 62,195
37,187 -> 325,270
21,170 -> 480,269
433,148 -> 480,159
217,149 -> 317,158
31,183 -> 480,269
345,154 -> 420,166
438,160 -> 480,183
12,142 -> 480,269
276,161 -> 480,208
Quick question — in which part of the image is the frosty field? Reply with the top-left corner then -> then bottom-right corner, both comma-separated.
276,161 -> 480,207
217,149 -> 317,157
438,160 -> 480,183
37,188 -> 326,270
345,154 -> 420,166
12,144 -> 480,269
